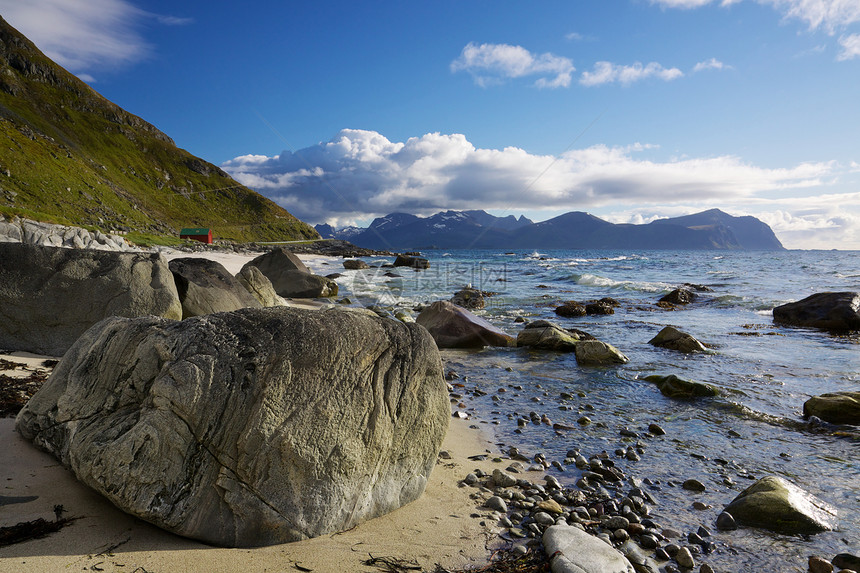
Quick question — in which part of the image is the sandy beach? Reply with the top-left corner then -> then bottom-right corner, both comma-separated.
0,249 -> 503,573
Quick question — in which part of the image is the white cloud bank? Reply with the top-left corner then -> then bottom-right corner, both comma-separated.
0,0 -> 190,76
221,129 -> 858,248
580,61 -> 684,86
450,42 -> 575,88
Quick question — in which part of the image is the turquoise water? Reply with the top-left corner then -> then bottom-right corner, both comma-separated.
318,249 -> 859,570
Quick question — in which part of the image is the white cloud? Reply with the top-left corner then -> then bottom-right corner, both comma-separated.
837,33 -> 860,59
221,128 -> 844,235
580,61 -> 684,86
451,42 -> 574,88
693,57 -> 730,71
0,0 -> 190,75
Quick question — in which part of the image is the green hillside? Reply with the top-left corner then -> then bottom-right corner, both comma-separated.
0,16 -> 318,244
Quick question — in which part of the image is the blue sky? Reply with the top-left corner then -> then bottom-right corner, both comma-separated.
2,0 -> 859,249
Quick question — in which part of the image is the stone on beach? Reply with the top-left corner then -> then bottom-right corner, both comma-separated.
772,292 -> 860,331
643,374 -> 719,398
516,321 -> 582,352
722,476 -> 837,534
15,306 -> 449,547
803,392 -> 860,425
242,248 -> 338,298
543,524 -> 636,573
169,257 -> 262,318
0,242 -> 181,355
416,300 -> 514,348
648,326 -> 707,353
236,264 -> 285,307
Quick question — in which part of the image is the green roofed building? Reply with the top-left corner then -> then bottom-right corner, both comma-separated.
179,228 -> 213,244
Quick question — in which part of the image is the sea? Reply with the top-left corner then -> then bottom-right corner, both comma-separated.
306,248 -> 859,571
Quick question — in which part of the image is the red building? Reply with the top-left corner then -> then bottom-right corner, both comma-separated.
179,228 -> 213,244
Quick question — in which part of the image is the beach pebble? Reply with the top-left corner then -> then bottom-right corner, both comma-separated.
484,496 -> 508,513
605,515 -> 630,530
639,533 -> 659,549
697,526 -> 711,538
676,546 -> 696,569
662,528 -> 682,539
648,422 -> 666,436
533,511 -> 555,526
834,555 -> 860,571
463,473 -> 478,485
699,564 -> 715,573
492,469 -> 518,488
715,511 -> 737,531
655,547 -> 671,561
512,544 -> 528,556
682,479 -> 706,492
809,556 -> 835,573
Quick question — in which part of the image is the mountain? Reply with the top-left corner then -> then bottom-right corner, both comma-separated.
335,208 -> 784,251
0,17 -> 317,243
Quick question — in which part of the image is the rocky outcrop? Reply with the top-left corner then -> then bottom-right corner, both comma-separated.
169,257 -> 262,318
575,340 -> 628,366
543,524 -> 636,573
0,243 -> 181,355
772,292 -> 860,331
659,288 -> 696,305
723,476 -> 837,534
516,321 -> 582,352
555,302 -> 586,318
15,307 -> 449,547
643,374 -> 718,398
236,265 -> 285,307
803,392 -> 860,425
648,326 -> 707,353
416,301 -> 514,348
342,259 -> 369,270
0,216 -> 133,251
450,287 -> 485,310
243,248 -> 337,298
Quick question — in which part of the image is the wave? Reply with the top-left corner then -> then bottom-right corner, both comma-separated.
567,273 -> 672,292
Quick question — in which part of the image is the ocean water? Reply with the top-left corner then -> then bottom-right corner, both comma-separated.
312,249 -> 859,571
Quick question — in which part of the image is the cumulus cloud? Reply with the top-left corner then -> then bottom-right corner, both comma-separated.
837,33 -> 860,59
450,42 -> 575,88
0,0 -> 190,75
221,128 -> 842,231
693,57 -> 730,71
580,61 -> 684,86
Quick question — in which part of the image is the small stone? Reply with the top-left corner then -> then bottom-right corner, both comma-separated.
699,564 -> 715,573
697,526 -> 711,538
648,422 -> 666,436
682,479 -> 706,492
439,450 -> 452,459
537,499 -> 565,514
833,555 -> 860,571
687,532 -> 703,545
511,544 -> 528,556
605,515 -> 630,530
665,543 -> 681,557
676,546 -> 696,569
655,547 -> 670,561
613,528 -> 630,541
492,469 -> 517,488
662,528 -> 683,539
463,473 -> 478,485
715,511 -> 737,531
533,511 -> 555,526
808,556 -> 835,573
484,496 -> 507,513
639,533 -> 658,549
692,501 -> 711,510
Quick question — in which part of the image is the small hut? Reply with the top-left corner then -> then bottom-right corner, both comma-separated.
179,228 -> 213,244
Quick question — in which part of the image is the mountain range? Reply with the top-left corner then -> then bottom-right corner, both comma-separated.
316,208 -> 784,250
0,17 -> 317,243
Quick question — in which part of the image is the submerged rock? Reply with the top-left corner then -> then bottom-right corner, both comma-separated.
416,300 -> 514,348
644,374 -> 719,398
659,288 -> 697,305
516,321 -> 582,352
450,287 -> 486,310
803,392 -> 860,425
16,307 -> 448,547
555,301 -> 587,318
648,325 -> 707,353
723,476 -> 837,534
575,340 -> 628,366
772,292 -> 860,331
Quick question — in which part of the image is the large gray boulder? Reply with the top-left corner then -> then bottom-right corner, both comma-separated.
169,257 -> 262,318
243,248 -> 337,298
543,524 -> 635,573
0,243 -> 181,355
648,325 -> 707,353
723,476 -> 837,534
773,292 -> 860,331
416,300 -> 514,348
803,391 -> 860,425
15,307 -> 449,547
236,265 -> 285,307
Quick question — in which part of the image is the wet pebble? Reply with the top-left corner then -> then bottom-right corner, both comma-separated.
648,422 -> 666,436
809,556 -> 835,573
715,511 -> 737,531
682,479 -> 706,492
485,496 -> 507,513
676,546 -> 696,569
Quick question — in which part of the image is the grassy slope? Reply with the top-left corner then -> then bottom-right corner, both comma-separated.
0,17 -> 318,243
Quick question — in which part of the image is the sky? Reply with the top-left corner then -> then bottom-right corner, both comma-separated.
1,0 -> 859,249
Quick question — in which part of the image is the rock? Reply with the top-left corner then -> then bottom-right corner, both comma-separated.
575,340 -> 629,366
682,479 -> 706,492
0,217 -> 133,251
169,257 -> 262,318
803,392 -> 860,425
485,496 -> 508,513
416,300 -> 514,348
715,511 -> 737,531
648,423 -> 666,436
809,556 -> 834,573
648,326 -> 707,353
660,289 -> 697,305
491,469 -> 518,488
772,292 -> 860,331
723,476 -> 837,534
537,499 -> 565,514
342,259 -> 369,270
675,546 -> 695,569
585,301 -> 614,315
618,540 -> 661,573
543,524 -> 636,573
644,375 -> 719,398
534,511 -> 555,525
243,248 -> 338,298
605,515 -> 630,530
15,307 -> 449,547
450,287 -> 486,310
0,243 -> 181,355
833,554 -> 860,571
516,322 -> 582,352
236,265 -> 285,307
393,255 -> 430,269
555,301 -> 587,318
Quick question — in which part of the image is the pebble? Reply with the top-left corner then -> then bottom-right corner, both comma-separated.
715,511 -> 737,531
533,511 -> 555,526
834,555 -> 860,571
809,556 -> 835,573
697,526 -> 711,538
662,528 -> 682,539
648,422 -> 666,436
605,515 -> 630,530
692,501 -> 711,510
682,479 -> 706,492
492,469 -> 517,488
639,533 -> 659,549
655,547 -> 670,561
699,564 -> 715,573
676,546 -> 696,569
463,473 -> 478,485
484,496 -> 507,513
511,544 -> 528,556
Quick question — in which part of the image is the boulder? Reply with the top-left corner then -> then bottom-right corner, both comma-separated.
803,392 -> 860,425
575,340 -> 628,366
169,257 -> 262,318
772,292 -> 860,331
393,255 -> 430,269
648,326 -> 707,353
450,287 -> 485,310
659,288 -> 697,305
416,300 -> 514,348
246,247 -> 310,275
15,307 -> 449,547
643,374 -> 718,398
342,259 -> 369,270
236,265 -> 285,308
555,301 -> 586,318
543,524 -> 636,573
722,476 -> 837,534
242,249 -> 337,298
0,243 -> 181,355
517,321 -> 581,352
585,301 -> 614,315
